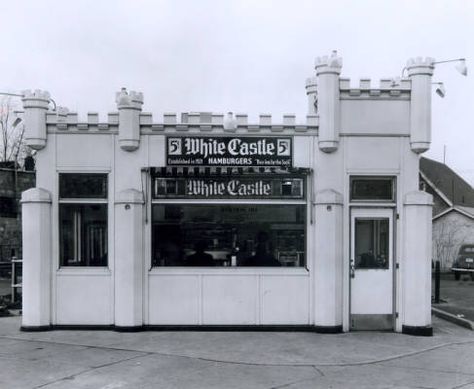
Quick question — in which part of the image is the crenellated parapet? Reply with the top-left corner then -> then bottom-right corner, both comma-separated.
314,52 -> 343,75
44,111 -> 318,134
22,89 -> 51,106
115,88 -> 144,110
307,52 -> 435,154
339,78 -> 411,99
406,57 -> 435,77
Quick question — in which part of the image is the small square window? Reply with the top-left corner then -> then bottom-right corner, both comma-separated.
59,173 -> 108,199
350,177 -> 395,202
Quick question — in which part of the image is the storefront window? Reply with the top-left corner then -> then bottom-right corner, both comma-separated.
152,204 -> 306,267
59,174 -> 108,267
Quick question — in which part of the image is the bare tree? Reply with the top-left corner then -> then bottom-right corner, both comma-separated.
0,97 -> 26,167
433,217 -> 469,270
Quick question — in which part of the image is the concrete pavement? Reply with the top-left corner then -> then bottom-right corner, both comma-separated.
1,316 -> 474,388
432,273 -> 474,323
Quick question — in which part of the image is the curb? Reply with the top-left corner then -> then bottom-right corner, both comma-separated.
432,307 -> 474,330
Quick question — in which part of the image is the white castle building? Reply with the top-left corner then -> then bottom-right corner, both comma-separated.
20,52 -> 434,335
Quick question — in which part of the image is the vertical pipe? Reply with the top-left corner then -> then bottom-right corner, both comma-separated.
434,260 -> 440,304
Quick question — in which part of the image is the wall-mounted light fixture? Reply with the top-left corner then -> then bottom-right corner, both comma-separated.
432,82 -> 446,98
433,58 -> 468,76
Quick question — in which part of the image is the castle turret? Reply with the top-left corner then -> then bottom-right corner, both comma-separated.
116,88 -> 144,151
406,57 -> 435,154
315,51 -> 342,153
21,90 -> 51,150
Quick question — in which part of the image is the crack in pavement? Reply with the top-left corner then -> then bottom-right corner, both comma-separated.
378,361 -> 474,378
2,335 -> 474,369
452,380 -> 474,389
32,353 -> 152,389
267,366 -> 326,389
269,375 -> 319,389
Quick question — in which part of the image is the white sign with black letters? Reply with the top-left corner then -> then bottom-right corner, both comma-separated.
166,136 -> 292,167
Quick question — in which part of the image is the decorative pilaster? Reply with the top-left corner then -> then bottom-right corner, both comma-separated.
313,189 -> 344,332
315,51 -> 343,153
406,57 -> 435,154
21,90 -> 51,150
20,188 -> 52,330
114,189 -> 144,329
116,88 -> 144,151
402,191 -> 433,336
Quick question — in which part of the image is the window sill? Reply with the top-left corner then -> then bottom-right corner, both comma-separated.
148,267 -> 309,276
57,267 -> 111,276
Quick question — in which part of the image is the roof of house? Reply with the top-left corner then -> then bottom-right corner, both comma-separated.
432,205 -> 474,221
420,157 -> 474,208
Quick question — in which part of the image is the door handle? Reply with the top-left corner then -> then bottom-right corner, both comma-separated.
350,260 -> 355,278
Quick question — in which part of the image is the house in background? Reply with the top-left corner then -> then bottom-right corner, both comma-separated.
420,157 -> 474,270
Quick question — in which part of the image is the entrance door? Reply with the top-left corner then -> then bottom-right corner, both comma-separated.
350,208 -> 394,330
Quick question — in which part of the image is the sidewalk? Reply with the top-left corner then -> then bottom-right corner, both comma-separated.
0,316 -> 473,389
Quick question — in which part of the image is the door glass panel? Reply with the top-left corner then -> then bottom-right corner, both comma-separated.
354,218 -> 389,269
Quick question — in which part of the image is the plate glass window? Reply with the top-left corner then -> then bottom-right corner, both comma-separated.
59,173 -> 108,267
152,204 -> 306,267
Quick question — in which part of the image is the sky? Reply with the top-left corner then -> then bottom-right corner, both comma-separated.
1,0 -> 473,185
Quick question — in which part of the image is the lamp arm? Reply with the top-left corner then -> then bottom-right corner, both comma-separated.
433,58 -> 466,65
0,92 -> 23,98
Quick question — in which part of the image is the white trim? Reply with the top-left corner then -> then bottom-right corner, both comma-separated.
151,199 -> 306,205
57,267 -> 111,276
59,199 -> 108,204
149,268 -> 309,276
56,167 -> 112,173
419,170 -> 453,207
433,206 -> 474,221
350,202 -> 396,208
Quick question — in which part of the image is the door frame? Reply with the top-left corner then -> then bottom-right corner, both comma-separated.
349,206 -> 397,330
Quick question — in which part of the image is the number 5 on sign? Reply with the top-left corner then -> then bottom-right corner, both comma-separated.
277,139 -> 290,156
168,138 -> 182,155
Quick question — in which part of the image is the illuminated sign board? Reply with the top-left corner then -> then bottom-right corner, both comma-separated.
152,176 -> 304,200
